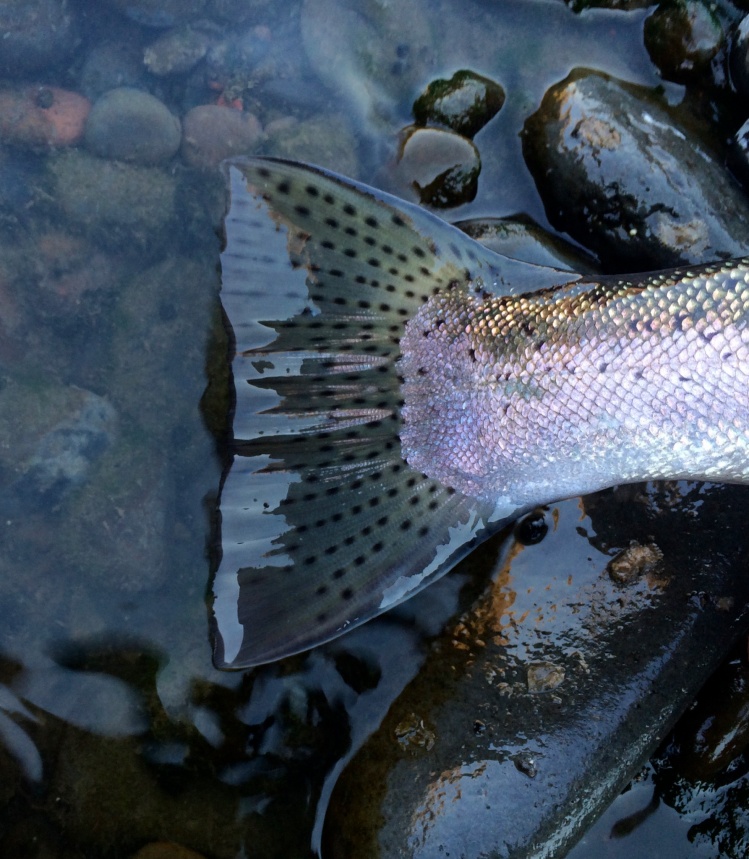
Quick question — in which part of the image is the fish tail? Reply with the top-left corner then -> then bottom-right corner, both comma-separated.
211,157 -> 517,668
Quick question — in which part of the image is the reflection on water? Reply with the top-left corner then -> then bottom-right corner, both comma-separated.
1,0 -> 749,856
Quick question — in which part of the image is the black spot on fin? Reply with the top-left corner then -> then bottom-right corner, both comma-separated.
211,157 -> 524,669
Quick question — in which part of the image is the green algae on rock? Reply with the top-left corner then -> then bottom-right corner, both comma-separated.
413,69 -> 505,139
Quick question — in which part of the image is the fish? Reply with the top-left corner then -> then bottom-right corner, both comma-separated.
211,155 -> 749,670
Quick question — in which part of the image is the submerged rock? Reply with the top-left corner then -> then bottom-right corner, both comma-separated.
50,149 -> 177,253
0,0 -> 78,76
263,114 -> 358,177
79,42 -> 147,102
522,70 -> 749,269
0,85 -> 90,149
301,0 -> 437,129
144,23 -> 220,76
0,380 -> 116,516
85,88 -> 181,165
102,0 -> 207,28
181,105 -> 262,169
413,70 -> 505,138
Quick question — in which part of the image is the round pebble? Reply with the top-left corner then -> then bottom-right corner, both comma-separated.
181,104 -> 262,169
0,0 -> 78,76
85,87 -> 181,165
390,126 -> 481,208
0,85 -> 90,149
413,70 -> 505,138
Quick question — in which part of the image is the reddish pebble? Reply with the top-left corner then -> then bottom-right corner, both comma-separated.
0,85 -> 90,149
181,104 -> 262,169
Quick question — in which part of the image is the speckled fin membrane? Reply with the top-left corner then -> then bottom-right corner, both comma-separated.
212,157 -> 535,669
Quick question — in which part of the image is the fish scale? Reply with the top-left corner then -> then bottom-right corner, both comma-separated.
212,156 -> 749,669
401,261 -> 749,503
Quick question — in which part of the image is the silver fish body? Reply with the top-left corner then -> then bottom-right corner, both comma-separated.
401,263 -> 749,505
213,156 -> 749,669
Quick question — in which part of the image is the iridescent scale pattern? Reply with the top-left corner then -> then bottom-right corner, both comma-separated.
400,260 -> 749,503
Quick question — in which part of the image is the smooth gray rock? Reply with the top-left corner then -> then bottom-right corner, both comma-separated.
85,87 -> 181,165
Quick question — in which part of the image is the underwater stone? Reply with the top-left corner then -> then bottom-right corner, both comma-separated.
0,85 -> 90,149
644,0 -> 723,83
0,380 -> 116,516
264,114 -> 359,177
181,105 -> 262,169
102,0 -> 207,28
85,88 -> 181,165
144,23 -> 220,76
204,25 -> 272,83
0,0 -> 78,76
50,149 -> 177,253
522,70 -> 749,269
413,70 -> 505,139
79,42 -> 147,102
301,0 -> 437,130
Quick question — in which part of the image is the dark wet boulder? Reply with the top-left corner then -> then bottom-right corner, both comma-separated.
729,115 -> 749,187
522,70 -> 749,270
323,483 -> 749,858
456,215 -> 598,272
644,0 -> 724,83
413,69 -> 505,138
730,14 -> 749,98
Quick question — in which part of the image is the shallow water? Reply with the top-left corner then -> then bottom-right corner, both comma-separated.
2,0 -> 749,857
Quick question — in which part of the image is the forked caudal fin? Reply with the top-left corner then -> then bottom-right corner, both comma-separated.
211,157 -> 575,669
